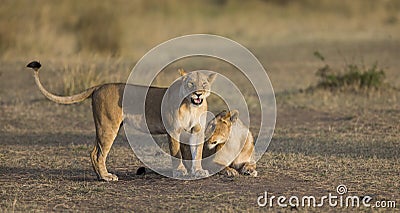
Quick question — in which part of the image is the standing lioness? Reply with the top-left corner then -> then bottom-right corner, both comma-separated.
27,61 -> 216,181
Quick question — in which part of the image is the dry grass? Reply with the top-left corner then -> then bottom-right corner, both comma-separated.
1,0 -> 400,60
58,59 -> 130,95
2,58 -> 399,212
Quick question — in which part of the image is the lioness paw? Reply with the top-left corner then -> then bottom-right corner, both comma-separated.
241,164 -> 257,177
101,173 -> 119,181
172,168 -> 188,178
194,169 -> 209,178
243,170 -> 258,177
221,167 -> 239,178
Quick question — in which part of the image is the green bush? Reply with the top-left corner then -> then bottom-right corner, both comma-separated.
314,51 -> 386,91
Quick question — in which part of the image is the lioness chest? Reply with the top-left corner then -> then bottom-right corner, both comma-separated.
177,101 -> 207,133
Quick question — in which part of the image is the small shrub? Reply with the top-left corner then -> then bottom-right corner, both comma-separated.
313,51 -> 386,92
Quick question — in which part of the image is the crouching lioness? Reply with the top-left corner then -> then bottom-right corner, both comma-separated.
204,110 -> 257,177
27,61 -> 216,181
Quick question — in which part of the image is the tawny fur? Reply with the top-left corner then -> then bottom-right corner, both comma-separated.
27,62 -> 216,181
204,110 -> 257,177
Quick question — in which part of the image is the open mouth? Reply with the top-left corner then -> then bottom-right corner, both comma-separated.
190,92 -> 204,105
191,97 -> 203,105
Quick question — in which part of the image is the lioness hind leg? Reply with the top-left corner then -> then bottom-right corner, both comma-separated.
91,113 -> 121,181
240,162 -> 257,177
91,124 -> 120,181
90,86 -> 123,181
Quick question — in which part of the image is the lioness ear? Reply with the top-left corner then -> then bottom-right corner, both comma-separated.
217,110 -> 228,118
208,73 -> 217,83
230,110 -> 239,122
221,110 -> 232,123
178,68 -> 187,76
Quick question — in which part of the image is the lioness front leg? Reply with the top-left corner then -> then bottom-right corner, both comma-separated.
168,133 -> 188,178
189,133 -> 209,178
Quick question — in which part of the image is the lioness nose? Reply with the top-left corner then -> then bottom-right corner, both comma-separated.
194,92 -> 202,96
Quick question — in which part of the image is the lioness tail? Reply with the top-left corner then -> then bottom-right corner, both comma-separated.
27,61 -> 99,104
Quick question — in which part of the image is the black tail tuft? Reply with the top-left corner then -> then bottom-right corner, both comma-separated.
27,61 -> 41,70
136,167 -> 147,175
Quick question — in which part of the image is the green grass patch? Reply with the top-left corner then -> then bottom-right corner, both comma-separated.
313,51 -> 387,92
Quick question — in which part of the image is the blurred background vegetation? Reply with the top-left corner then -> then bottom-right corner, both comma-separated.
1,0 -> 399,60
1,0 -> 399,102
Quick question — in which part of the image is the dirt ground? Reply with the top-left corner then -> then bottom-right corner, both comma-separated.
1,1 -> 400,212
1,40 -> 399,212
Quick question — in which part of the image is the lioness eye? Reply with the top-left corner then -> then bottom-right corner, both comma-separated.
187,82 -> 193,88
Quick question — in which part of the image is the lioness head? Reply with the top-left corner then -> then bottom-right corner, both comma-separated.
205,110 -> 239,149
179,69 -> 217,106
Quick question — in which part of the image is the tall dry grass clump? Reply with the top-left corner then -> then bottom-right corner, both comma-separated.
61,64 -> 103,95
57,59 -> 131,95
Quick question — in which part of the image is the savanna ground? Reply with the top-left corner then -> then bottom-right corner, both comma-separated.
0,0 -> 399,212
